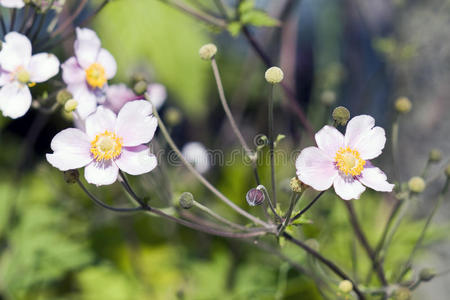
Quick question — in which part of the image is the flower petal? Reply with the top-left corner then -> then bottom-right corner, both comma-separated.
74,27 -> 101,69
115,145 -> 157,175
0,67 -> 11,86
354,126 -> 386,160
68,83 -> 98,119
344,115 -> 375,149
85,106 -> 117,139
333,175 -> 366,200
296,146 -> 338,191
97,49 -> 117,79
28,53 -> 60,83
115,100 -> 158,147
105,84 -> 137,113
46,128 -> 92,171
84,161 -> 118,186
315,125 -> 344,159
62,57 -> 86,85
0,32 -> 32,72
0,82 -> 31,118
0,0 -> 25,8
146,83 -> 167,109
359,166 -> 394,192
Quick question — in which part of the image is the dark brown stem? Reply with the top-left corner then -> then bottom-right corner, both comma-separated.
290,190 -> 325,223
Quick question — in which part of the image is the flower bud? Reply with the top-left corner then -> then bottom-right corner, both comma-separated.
429,149 -> 442,163
320,90 -> 336,106
338,280 -> 353,294
289,177 -> 304,193
179,192 -> 194,209
408,176 -> 426,193
246,188 -> 265,206
332,106 -> 350,126
419,268 -> 436,282
395,97 -> 412,114
264,66 -> 284,84
445,163 -> 450,178
56,89 -> 73,105
199,43 -> 217,60
392,287 -> 411,300
164,107 -> 182,127
64,99 -> 78,113
133,80 -> 147,95
63,169 -> 79,184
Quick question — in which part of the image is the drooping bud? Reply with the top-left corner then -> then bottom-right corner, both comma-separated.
429,149 -> 442,163
408,176 -> 426,193
392,287 -> 411,300
332,106 -> 350,126
419,268 -> 436,282
133,80 -> 147,95
289,177 -> 305,193
246,188 -> 265,206
164,107 -> 182,127
56,89 -> 73,105
264,66 -> 284,84
320,90 -> 336,106
395,97 -> 412,114
199,43 -> 217,60
338,280 -> 353,294
63,169 -> 79,184
179,192 -> 194,209
64,99 -> 78,113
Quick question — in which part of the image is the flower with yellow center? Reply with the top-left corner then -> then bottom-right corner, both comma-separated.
335,146 -> 366,176
85,62 -> 107,88
90,130 -> 123,161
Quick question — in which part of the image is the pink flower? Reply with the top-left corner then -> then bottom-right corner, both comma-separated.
61,27 -> 117,119
46,100 -> 158,186
104,84 -> 139,113
295,115 -> 394,200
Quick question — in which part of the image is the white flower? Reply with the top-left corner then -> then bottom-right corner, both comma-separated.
0,0 -> 25,8
182,142 -> 210,174
146,83 -> 167,110
295,115 -> 394,200
0,32 -> 59,118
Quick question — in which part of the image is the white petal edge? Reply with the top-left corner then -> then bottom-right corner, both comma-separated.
0,82 -> 31,119
344,115 -> 375,149
28,53 -> 60,83
84,161 -> 119,186
315,125 -> 344,159
115,146 -> 157,175
354,126 -> 386,160
0,32 -> 32,72
0,0 -> 25,8
67,83 -> 99,119
359,166 -> 394,192
74,27 -> 101,69
85,106 -> 117,140
333,175 -> 366,200
62,57 -> 86,85
96,49 -> 117,79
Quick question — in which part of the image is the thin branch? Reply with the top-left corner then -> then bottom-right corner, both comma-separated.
268,84 -> 277,206
290,191 -> 325,223
50,0 -> 89,38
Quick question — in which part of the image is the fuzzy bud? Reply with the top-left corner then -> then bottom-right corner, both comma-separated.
392,287 -> 411,300
429,149 -> 442,163
320,90 -> 336,106
408,176 -> 426,193
63,170 -> 79,184
289,177 -> 305,193
419,268 -> 436,282
133,80 -> 147,95
246,188 -> 265,206
64,99 -> 78,113
264,67 -> 284,84
179,192 -> 194,209
56,89 -> 73,105
164,107 -> 182,127
338,280 -> 353,294
332,106 -> 350,126
395,97 -> 412,114
199,43 -> 217,60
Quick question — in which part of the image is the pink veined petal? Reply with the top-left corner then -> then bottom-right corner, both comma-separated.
354,126 -> 386,160
96,49 -> 117,79
46,128 -> 92,171
333,175 -> 366,200
62,57 -> 86,85
0,0 -> 25,8
315,125 -> 344,159
295,146 -> 338,191
0,82 -> 31,118
84,161 -> 119,186
359,166 -> 394,192
67,83 -> 98,119
74,27 -> 101,69
146,83 -> 167,109
85,106 -> 117,140
28,53 -> 60,83
115,145 -> 158,175
0,32 -> 32,72
115,100 -> 158,147
344,115 -> 375,149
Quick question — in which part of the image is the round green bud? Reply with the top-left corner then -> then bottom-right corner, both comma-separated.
395,97 -> 412,114
164,107 -> 182,127
392,287 -> 411,300
289,177 -> 304,193
332,106 -> 350,126
408,176 -> 426,193
199,43 -> 217,60
419,268 -> 436,282
64,99 -> 78,113
264,66 -> 284,84
320,90 -> 336,106
338,280 -> 353,294
131,72 -> 149,84
445,164 -> 450,178
429,149 -> 442,163
179,192 -> 194,209
63,169 -> 79,184
133,80 -> 147,95
56,89 -> 73,105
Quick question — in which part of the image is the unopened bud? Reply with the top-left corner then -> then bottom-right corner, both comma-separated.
419,268 -> 436,282
56,89 -> 73,105
320,90 -> 336,106
179,192 -> 194,209
392,287 -> 411,300
429,149 -> 442,163
264,66 -> 284,84
133,80 -> 147,95
164,107 -> 182,127
332,106 -> 350,126
64,99 -> 78,112
289,177 -> 305,193
338,280 -> 353,294
199,43 -> 217,60
63,169 -> 79,184
395,97 -> 412,114
246,188 -> 265,206
408,176 -> 426,193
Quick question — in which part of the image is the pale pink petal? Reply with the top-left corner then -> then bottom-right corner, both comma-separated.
354,126 -> 386,160
62,57 -> 85,85
28,53 -> 60,83
146,83 -> 167,109
0,82 -> 31,118
74,27 -> 101,69
67,83 -> 98,119
115,100 -> 158,147
0,0 -> 25,8
85,106 -> 117,139
105,84 -> 137,113
315,125 -> 344,159
115,145 -> 157,175
296,146 -> 338,191
84,161 -> 118,186
46,128 -> 92,171
97,49 -> 117,79
0,32 -> 32,72
359,166 -> 394,192
345,115 -> 375,149
333,175 -> 366,200
0,68 -> 12,86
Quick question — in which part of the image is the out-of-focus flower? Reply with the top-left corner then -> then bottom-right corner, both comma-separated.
146,83 -> 166,110
0,0 -> 24,8
0,32 -> 59,118
408,176 -> 426,193
46,100 -> 158,186
32,0 -> 65,12
61,27 -> 117,119
181,142 -> 210,174
296,115 -> 394,200
104,84 -> 138,113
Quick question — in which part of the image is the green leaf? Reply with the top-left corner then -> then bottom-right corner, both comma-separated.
238,0 -> 254,15
227,21 -> 242,37
241,10 -> 280,27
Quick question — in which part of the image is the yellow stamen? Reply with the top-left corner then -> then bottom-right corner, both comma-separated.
27,82 -> 36,87
16,66 -> 30,84
90,130 -> 123,161
85,62 -> 107,88
334,146 -> 365,176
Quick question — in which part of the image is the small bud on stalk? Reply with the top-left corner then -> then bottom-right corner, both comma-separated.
419,268 -> 436,282
332,106 -> 350,126
395,97 -> 412,114
246,188 -> 265,206
164,107 -> 182,127
429,149 -> 442,163
199,43 -> 217,60
133,80 -> 147,95
320,90 -> 336,106
179,192 -> 194,209
56,89 -> 73,105
338,280 -> 353,294
264,67 -> 284,84
64,99 -> 78,113
408,176 -> 426,193
63,170 -> 79,184
289,177 -> 305,193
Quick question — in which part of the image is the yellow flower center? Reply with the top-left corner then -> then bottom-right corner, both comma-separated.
85,63 -> 107,88
334,146 -> 366,176
16,66 -> 30,84
90,130 -> 123,161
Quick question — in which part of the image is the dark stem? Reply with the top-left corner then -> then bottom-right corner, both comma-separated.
18,5 -> 31,33
50,0 -> 89,38
9,8 -> 16,31
0,11 -> 7,35
290,190 -> 325,223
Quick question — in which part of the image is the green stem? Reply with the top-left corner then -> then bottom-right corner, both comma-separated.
257,184 -> 281,222
268,84 -> 277,206
277,192 -> 300,235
